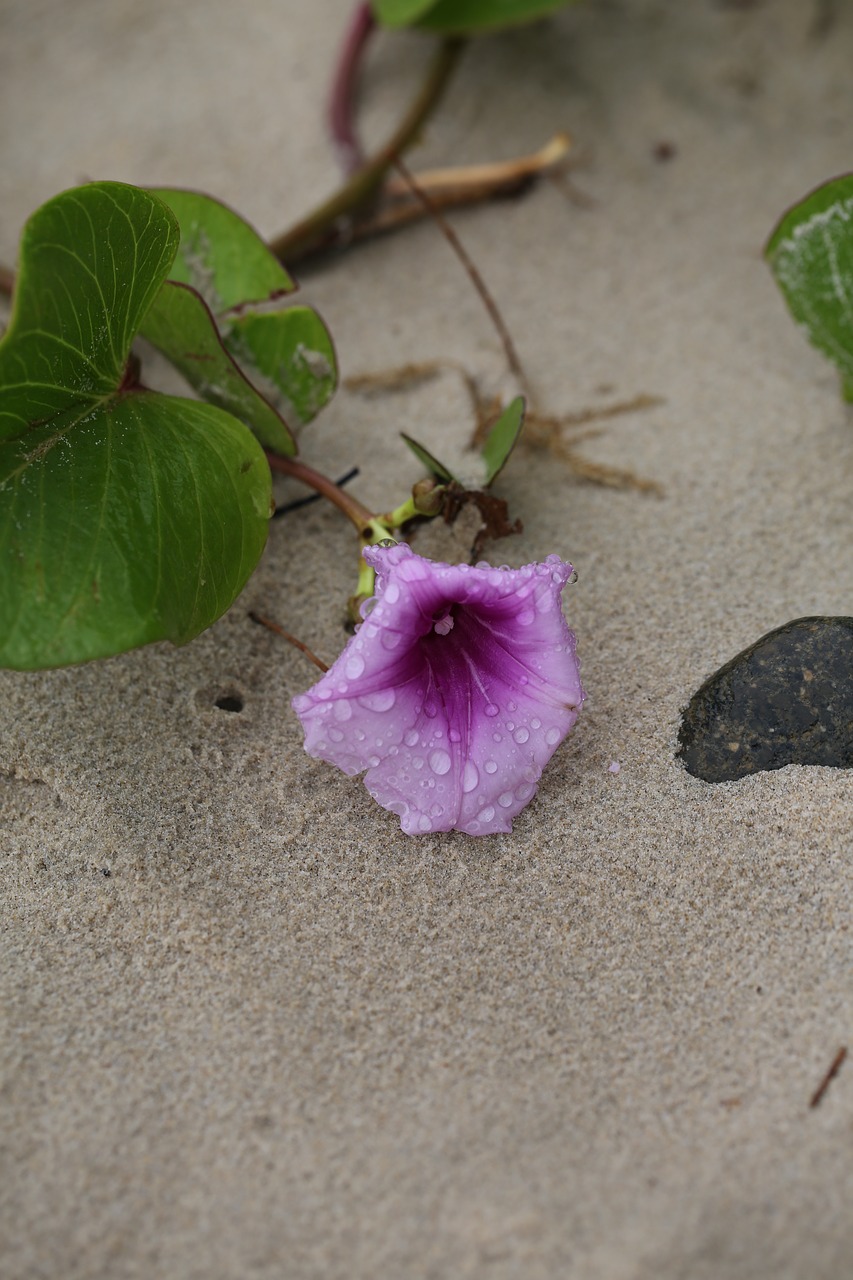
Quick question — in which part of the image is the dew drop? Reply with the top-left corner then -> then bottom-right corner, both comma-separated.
345,653 -> 365,679
492,732 -> 502,743
545,727 -> 561,746
516,609 -> 535,627
498,791 -> 514,808
367,754 -> 381,767
513,727 -> 530,744
484,760 -> 498,775
531,718 -> 541,730
479,805 -> 495,823
508,701 -> 517,713
381,629 -> 402,650
429,749 -> 452,776
483,703 -> 499,718
412,756 -> 425,770
384,582 -> 400,604
462,761 -> 479,793
418,814 -> 432,832
358,689 -> 396,713
506,722 -> 515,733
404,729 -> 420,747
448,728 -> 462,743
430,804 -> 444,818
333,699 -> 352,721
515,783 -> 534,802
424,701 -> 438,718
328,728 -> 344,742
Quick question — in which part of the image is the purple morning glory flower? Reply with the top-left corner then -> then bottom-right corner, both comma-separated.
292,543 -> 584,836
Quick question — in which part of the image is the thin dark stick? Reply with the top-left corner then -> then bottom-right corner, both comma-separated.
392,154 -> 528,393
273,466 -> 360,518
328,2 -> 376,175
809,1045 -> 847,1108
248,611 -> 329,672
0,263 -> 14,298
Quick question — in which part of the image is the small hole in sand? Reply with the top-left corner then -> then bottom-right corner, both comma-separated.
214,694 -> 244,713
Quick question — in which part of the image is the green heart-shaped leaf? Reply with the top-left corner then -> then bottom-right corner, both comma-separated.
480,394 -> 524,485
766,174 -> 853,400
226,308 -> 338,430
372,0 -> 575,31
371,0 -> 436,25
0,181 -> 271,670
139,279 -> 298,455
148,187 -> 295,314
148,187 -> 338,436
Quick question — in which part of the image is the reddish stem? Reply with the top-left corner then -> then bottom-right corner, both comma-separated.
266,451 -> 375,533
328,2 -> 376,176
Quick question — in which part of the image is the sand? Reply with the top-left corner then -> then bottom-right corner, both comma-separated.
1,1 -> 852,1276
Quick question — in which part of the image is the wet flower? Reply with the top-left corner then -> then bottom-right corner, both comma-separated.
292,543 -> 584,836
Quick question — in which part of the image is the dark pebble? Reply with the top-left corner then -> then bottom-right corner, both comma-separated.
678,616 -> 853,782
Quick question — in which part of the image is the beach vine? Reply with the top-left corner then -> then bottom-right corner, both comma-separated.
0,0 -> 596,834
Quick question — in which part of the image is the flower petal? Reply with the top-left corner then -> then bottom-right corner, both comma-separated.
292,543 -> 584,835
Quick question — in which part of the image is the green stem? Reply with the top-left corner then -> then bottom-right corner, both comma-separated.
269,36 -> 466,264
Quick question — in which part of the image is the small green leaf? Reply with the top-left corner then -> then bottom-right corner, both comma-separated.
148,187 -> 294,315
0,181 -> 271,669
766,174 -> 853,400
225,308 -> 338,430
139,280 -> 297,455
400,433 -> 458,483
480,395 -> 525,485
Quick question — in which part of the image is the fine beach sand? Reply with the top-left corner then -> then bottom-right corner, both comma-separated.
2,1 -> 852,1276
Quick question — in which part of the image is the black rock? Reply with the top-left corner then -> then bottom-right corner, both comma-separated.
678,616 -> 853,782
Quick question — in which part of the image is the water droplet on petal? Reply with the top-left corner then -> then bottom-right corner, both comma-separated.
498,792 -> 514,808
492,732 -> 502,743
328,728 -> 344,742
513,727 -> 530,744
429,749 -> 451,776
334,699 -> 352,721
545,727 -> 561,746
448,728 -> 462,743
484,703 -> 499,718
412,756 -> 425,770
430,804 -> 444,818
484,760 -> 498,775
367,754 -> 381,767
418,814 -> 432,832
381,629 -> 402,650
508,701 -> 517,713
517,609 -> 535,627
462,761 -> 479,792
358,689 -> 396,713
404,729 -> 420,747
345,653 -> 365,679
531,718 -> 541,730
515,783 -> 534,802
384,582 -> 400,604
479,805 -> 495,823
